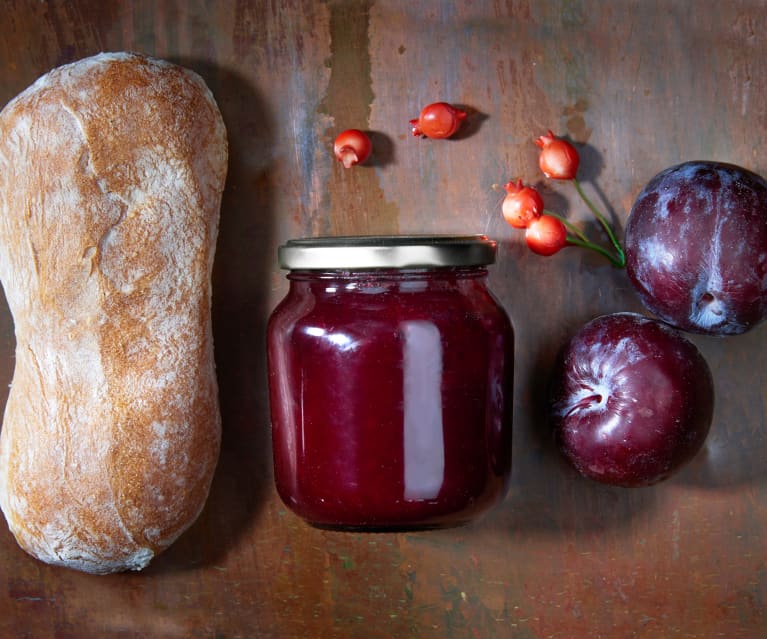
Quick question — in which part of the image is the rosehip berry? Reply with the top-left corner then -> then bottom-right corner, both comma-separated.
525,214 -> 568,256
333,129 -> 372,168
535,130 -> 579,180
410,102 -> 467,139
501,179 -> 544,229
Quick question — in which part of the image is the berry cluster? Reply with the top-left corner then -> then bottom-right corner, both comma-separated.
331,105 -> 624,268
501,131 -> 625,267
332,102 -> 468,168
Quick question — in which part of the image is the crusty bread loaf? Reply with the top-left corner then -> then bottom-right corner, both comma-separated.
0,52 -> 227,573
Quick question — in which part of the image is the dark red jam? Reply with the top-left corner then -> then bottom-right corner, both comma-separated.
267,236 -> 513,529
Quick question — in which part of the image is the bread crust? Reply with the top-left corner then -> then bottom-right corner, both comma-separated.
0,52 -> 227,573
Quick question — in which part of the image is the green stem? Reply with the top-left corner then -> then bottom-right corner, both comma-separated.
565,236 -> 624,268
572,178 -> 626,267
545,209 -> 588,243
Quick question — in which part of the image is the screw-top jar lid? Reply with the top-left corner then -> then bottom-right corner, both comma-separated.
278,234 -> 497,270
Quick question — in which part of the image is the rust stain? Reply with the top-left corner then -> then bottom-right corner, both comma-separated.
563,97 -> 592,143
318,0 -> 399,236
495,49 -> 555,178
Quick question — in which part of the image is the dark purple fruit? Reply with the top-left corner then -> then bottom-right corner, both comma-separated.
625,161 -> 767,335
549,313 -> 714,487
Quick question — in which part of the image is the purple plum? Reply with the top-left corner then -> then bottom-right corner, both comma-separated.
549,313 -> 714,487
625,161 -> 767,335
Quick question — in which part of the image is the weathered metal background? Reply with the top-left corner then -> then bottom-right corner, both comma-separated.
0,1 -> 765,637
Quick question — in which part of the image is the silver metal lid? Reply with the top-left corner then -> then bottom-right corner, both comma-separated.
278,234 -> 497,270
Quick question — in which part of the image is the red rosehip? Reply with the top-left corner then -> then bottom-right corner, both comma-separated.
525,214 -> 568,256
410,102 -> 467,139
535,130 -> 579,180
501,179 -> 544,229
333,129 -> 372,168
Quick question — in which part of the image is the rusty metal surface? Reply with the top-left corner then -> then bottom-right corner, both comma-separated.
0,1 -> 765,637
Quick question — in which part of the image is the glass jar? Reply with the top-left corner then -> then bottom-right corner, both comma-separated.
266,235 -> 513,530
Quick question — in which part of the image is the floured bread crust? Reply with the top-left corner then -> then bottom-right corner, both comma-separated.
0,52 -> 227,573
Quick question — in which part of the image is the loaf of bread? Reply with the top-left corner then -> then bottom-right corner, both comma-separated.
0,52 -> 227,573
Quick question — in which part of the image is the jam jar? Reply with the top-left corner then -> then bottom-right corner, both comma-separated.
266,235 -> 514,530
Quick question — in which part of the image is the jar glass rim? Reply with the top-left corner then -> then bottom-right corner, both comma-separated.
278,234 -> 497,270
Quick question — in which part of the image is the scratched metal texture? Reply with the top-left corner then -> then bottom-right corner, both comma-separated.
0,1 -> 765,637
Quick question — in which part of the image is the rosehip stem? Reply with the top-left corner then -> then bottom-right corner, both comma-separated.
572,178 -> 626,267
565,236 -> 626,268
545,210 -> 623,267
545,210 -> 588,243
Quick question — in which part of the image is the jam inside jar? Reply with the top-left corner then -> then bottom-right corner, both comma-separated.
267,235 -> 513,530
